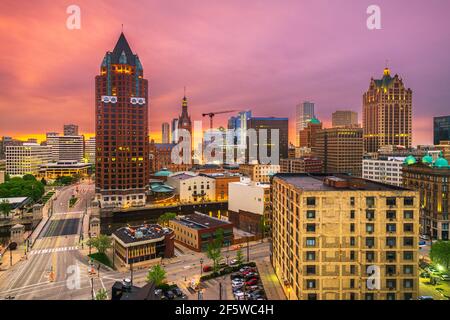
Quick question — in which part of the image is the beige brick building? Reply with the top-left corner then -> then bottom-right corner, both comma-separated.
272,173 -> 420,300
239,164 -> 280,183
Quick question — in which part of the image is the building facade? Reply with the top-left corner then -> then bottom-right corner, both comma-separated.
296,101 -> 315,146
272,173 -> 420,300
363,67 -> 412,152
161,122 -> 170,144
313,127 -> 364,177
84,137 -> 96,164
362,156 -> 405,186
64,124 -> 79,136
402,153 -> 450,240
6,143 -> 51,176
433,115 -> 450,145
95,32 -> 150,208
332,110 -> 359,128
39,160 -> 90,180
55,135 -> 84,162
166,172 -> 215,203
280,157 -> 323,174
298,117 -> 322,148
239,164 -> 280,183
169,213 -> 233,252
200,172 -> 241,201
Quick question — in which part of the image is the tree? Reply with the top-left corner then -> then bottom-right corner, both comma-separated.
86,234 -> 112,255
235,246 -> 244,267
0,200 -> 12,219
206,228 -> 224,273
430,241 -> 450,271
157,212 -> 177,227
40,177 -> 47,186
95,288 -> 108,300
146,264 -> 167,286
0,176 -> 45,202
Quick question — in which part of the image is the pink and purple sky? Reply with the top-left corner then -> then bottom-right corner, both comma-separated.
1,0 -> 450,145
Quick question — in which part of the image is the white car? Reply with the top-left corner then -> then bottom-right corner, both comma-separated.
229,259 -> 238,265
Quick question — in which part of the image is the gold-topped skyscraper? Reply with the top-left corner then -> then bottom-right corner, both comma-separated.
363,67 -> 412,153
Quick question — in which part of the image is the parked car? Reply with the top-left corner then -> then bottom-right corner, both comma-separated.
229,259 -> 238,266
203,265 -> 212,272
165,291 -> 175,300
173,288 -> 184,297
245,278 -> 258,286
232,278 -> 244,285
418,296 -> 434,300
440,274 -> 450,281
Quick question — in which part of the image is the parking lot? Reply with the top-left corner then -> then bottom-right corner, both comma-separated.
230,265 -> 267,300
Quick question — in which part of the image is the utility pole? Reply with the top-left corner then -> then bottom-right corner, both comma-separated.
91,277 -> 94,300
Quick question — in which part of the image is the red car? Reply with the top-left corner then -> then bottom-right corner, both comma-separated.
203,265 -> 212,272
245,278 -> 258,286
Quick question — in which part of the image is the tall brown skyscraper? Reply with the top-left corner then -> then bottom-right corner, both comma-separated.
95,33 -> 149,208
363,67 -> 412,153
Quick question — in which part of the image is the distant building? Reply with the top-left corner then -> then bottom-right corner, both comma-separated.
272,173 -> 419,300
112,224 -> 174,269
64,124 -> 79,136
171,118 -> 179,144
1,136 -> 23,160
162,122 -> 170,144
166,172 -> 215,203
6,143 -> 51,176
296,101 -> 315,146
0,159 -> 5,171
313,127 -> 364,177
402,153 -> 450,240
362,156 -> 405,186
84,137 -> 96,163
435,141 -> 450,160
200,172 -> 241,201
228,178 -> 271,234
169,213 -> 233,252
149,141 -> 189,173
434,115 -> 450,145
298,117 -> 322,148
332,110 -> 359,128
45,132 -> 60,161
239,164 -> 280,183
39,160 -> 90,180
363,67 -> 412,152
247,117 -> 289,163
55,135 -> 84,162
280,157 -> 323,173
0,170 -> 4,184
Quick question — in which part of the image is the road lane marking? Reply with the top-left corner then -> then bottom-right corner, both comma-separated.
29,246 -> 79,256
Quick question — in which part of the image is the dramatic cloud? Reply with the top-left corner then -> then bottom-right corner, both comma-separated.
0,0 -> 449,145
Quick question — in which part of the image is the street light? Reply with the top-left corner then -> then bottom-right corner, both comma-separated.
200,258 -> 204,277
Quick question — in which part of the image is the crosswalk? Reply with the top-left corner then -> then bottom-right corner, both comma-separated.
29,246 -> 79,255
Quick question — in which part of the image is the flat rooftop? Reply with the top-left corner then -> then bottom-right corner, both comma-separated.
113,224 -> 172,244
173,212 -> 232,230
274,173 -> 410,191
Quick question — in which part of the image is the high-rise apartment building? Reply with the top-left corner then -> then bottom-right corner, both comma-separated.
171,118 -> 179,144
56,135 -> 84,162
332,110 -> 359,128
95,33 -> 150,208
45,132 -> 60,161
296,101 -> 315,146
402,153 -> 450,240
64,124 -> 79,136
161,122 -> 170,144
433,115 -> 450,145
6,143 -> 51,176
363,67 -> 412,152
313,127 -> 364,177
272,173 -> 419,300
84,137 -> 96,164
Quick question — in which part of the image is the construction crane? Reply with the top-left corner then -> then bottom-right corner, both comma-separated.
202,110 -> 237,130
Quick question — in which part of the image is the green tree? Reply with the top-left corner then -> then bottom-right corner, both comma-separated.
146,264 -> 167,286
430,241 -> 450,271
40,177 -> 47,185
86,234 -> 112,255
0,200 -> 12,219
22,174 -> 36,181
206,228 -> 224,273
157,212 -> 177,227
235,246 -> 244,267
95,288 -> 108,300
0,176 -> 44,202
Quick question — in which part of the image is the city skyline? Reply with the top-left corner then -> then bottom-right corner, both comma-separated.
1,1 -> 450,146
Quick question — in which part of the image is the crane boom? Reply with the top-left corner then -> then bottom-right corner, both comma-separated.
202,110 -> 238,129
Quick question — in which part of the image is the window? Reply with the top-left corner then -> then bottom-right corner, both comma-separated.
306,266 -> 316,275
306,251 -> 316,261
386,237 -> 396,247
404,293 -> 413,300
386,265 -> 396,275
365,293 -> 374,300
307,294 -> 317,300
306,238 -> 316,247
306,197 -> 316,206
350,210 -> 355,219
404,210 -> 414,219
386,279 -> 396,289
366,210 -> 375,220
366,224 -> 375,233
403,237 -> 414,246
386,210 -> 396,220
306,210 -> 316,219
403,279 -> 414,289
386,197 -> 397,206
386,224 -> 396,232
403,251 -> 414,261
386,293 -> 396,300
404,223 -> 414,232
404,197 -> 414,206
306,224 -> 316,232
365,237 -> 375,248
350,197 -> 355,206
366,197 -> 375,207
306,280 -> 316,289
403,265 -> 413,275
350,223 -> 355,232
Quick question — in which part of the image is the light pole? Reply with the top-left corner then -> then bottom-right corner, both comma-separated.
200,258 -> 204,277
247,226 -> 250,262
91,277 -> 94,300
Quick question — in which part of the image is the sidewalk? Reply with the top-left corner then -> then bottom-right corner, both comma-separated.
256,257 -> 286,300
